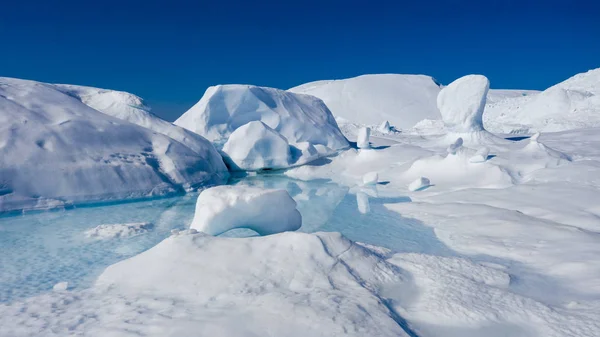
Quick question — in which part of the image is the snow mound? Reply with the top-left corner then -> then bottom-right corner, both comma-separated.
190,185 -> 302,236
174,84 -> 349,169
0,77 -> 228,213
438,75 -> 490,132
290,74 -> 442,129
484,69 -> 600,132
222,121 -> 292,170
516,68 -> 600,132
84,222 -> 153,239
362,172 -> 379,186
408,177 -> 431,191
54,84 -> 226,158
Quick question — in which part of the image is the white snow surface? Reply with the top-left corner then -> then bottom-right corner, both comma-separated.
84,222 -> 153,239
222,121 -> 292,170
174,84 -> 349,169
53,84 -> 226,157
0,77 -> 228,212
485,68 -> 600,133
437,74 -> 490,132
290,74 -> 442,129
190,185 -> 302,236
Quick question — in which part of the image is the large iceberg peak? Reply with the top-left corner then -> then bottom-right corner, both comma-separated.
437,74 -> 490,132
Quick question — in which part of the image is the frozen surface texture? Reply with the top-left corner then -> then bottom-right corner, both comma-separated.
222,121 -> 292,170
485,68 -> 600,133
190,185 -> 302,236
84,222 -> 153,239
54,84 -> 228,158
0,77 -> 228,212
174,84 -> 349,169
290,74 -> 442,129
437,75 -> 490,132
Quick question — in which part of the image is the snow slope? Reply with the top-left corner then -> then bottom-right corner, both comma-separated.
485,68 -> 600,133
52,84 -> 224,158
289,74 -> 442,129
174,84 -> 349,169
0,77 -> 228,213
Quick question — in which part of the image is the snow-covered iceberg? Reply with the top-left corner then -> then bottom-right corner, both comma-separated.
190,185 -> 302,236
289,74 -> 442,129
174,84 -> 349,170
437,75 -> 490,133
0,77 -> 228,213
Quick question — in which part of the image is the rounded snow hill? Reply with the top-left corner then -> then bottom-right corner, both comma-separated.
0,77 -> 228,213
289,74 -> 442,129
174,84 -> 348,149
174,84 -> 349,169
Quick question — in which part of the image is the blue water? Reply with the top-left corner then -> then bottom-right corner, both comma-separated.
0,174 -> 450,302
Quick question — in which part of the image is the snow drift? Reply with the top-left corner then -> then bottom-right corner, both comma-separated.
0,77 -> 228,212
174,85 -> 349,170
190,185 -> 302,236
484,68 -> 600,133
289,74 -> 442,129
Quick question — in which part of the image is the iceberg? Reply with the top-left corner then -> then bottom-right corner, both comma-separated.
0,77 -> 228,213
437,75 -> 490,133
174,84 -> 349,169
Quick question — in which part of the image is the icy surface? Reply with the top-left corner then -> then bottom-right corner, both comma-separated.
84,222 -> 153,239
357,126 -> 371,148
290,74 -> 442,129
437,74 -> 490,132
174,84 -> 349,168
0,77 -> 228,213
54,83 -> 228,158
222,121 -> 293,170
408,177 -> 431,191
190,185 -> 302,236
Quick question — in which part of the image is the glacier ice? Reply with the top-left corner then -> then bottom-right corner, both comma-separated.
357,126 -> 371,149
174,84 -> 349,169
0,77 -> 228,213
190,185 -> 302,236
437,75 -> 490,132
222,121 -> 292,170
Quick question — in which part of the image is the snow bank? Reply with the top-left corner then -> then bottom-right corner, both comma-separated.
0,77 -> 228,212
54,84 -> 226,159
174,84 -> 349,169
190,185 -> 302,236
84,222 -> 153,239
290,74 -> 442,129
437,75 -> 490,132
484,68 -> 600,132
222,121 -> 292,170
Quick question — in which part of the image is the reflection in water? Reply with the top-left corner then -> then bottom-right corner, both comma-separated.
0,173 -> 452,303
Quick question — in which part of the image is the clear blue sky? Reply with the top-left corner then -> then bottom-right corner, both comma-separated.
1,0 -> 599,121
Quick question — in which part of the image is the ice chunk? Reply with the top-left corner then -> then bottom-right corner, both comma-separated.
469,147 -> 490,163
447,137 -> 464,155
84,222 -> 153,240
356,192 -> 370,214
357,127 -> 371,149
408,177 -> 431,191
52,282 -> 69,292
174,84 -> 349,169
222,121 -> 292,171
378,120 -> 392,134
362,172 -> 379,185
190,185 -> 302,236
437,75 -> 490,132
